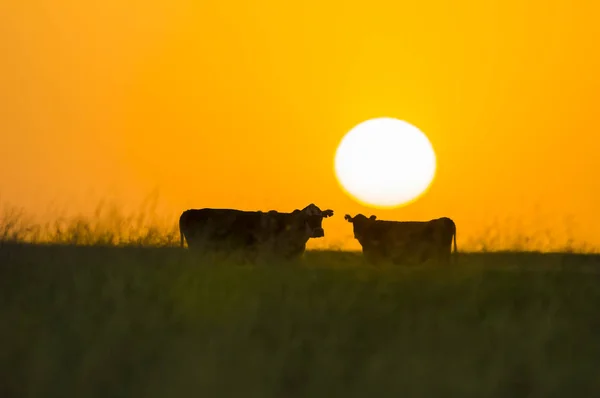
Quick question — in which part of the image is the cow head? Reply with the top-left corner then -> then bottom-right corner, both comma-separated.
344,213 -> 377,240
260,204 -> 334,241
298,203 -> 334,238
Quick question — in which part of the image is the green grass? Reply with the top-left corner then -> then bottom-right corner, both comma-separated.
2,243 -> 600,398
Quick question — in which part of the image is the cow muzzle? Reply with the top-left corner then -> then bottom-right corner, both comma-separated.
311,227 -> 325,238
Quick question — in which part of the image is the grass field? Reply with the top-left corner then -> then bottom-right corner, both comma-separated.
2,241 -> 600,398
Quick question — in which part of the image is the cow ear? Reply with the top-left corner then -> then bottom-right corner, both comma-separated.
344,214 -> 353,222
323,209 -> 334,218
369,215 -> 377,220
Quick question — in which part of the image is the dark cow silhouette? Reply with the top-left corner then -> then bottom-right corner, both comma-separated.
179,203 -> 334,261
344,214 -> 457,265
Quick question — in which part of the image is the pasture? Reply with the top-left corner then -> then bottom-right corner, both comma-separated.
2,242 -> 600,398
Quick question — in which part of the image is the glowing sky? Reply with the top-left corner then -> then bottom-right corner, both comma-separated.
2,0 -> 599,250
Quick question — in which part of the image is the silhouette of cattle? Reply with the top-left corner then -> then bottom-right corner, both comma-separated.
344,214 -> 457,265
179,203 -> 334,261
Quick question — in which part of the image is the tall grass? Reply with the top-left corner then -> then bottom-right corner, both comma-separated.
0,200 -> 180,247
0,199 -> 595,253
2,196 -> 600,396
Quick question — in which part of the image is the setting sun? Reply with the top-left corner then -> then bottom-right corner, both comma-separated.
334,117 -> 437,209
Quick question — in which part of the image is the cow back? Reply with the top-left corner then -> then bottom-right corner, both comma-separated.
180,208 -> 266,250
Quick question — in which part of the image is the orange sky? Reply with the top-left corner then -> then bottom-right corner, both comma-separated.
1,0 -> 599,251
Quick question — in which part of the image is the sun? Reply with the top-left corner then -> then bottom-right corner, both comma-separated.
334,117 -> 437,209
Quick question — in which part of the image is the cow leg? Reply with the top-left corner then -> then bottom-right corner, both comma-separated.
363,248 -> 383,265
437,245 -> 451,265
393,242 -> 423,266
390,249 -> 410,266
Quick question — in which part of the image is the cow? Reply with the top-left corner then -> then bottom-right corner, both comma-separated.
344,213 -> 457,266
179,203 -> 334,261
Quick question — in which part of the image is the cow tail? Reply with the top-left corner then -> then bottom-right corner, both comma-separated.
453,228 -> 457,253
452,225 -> 458,265
179,217 -> 185,248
